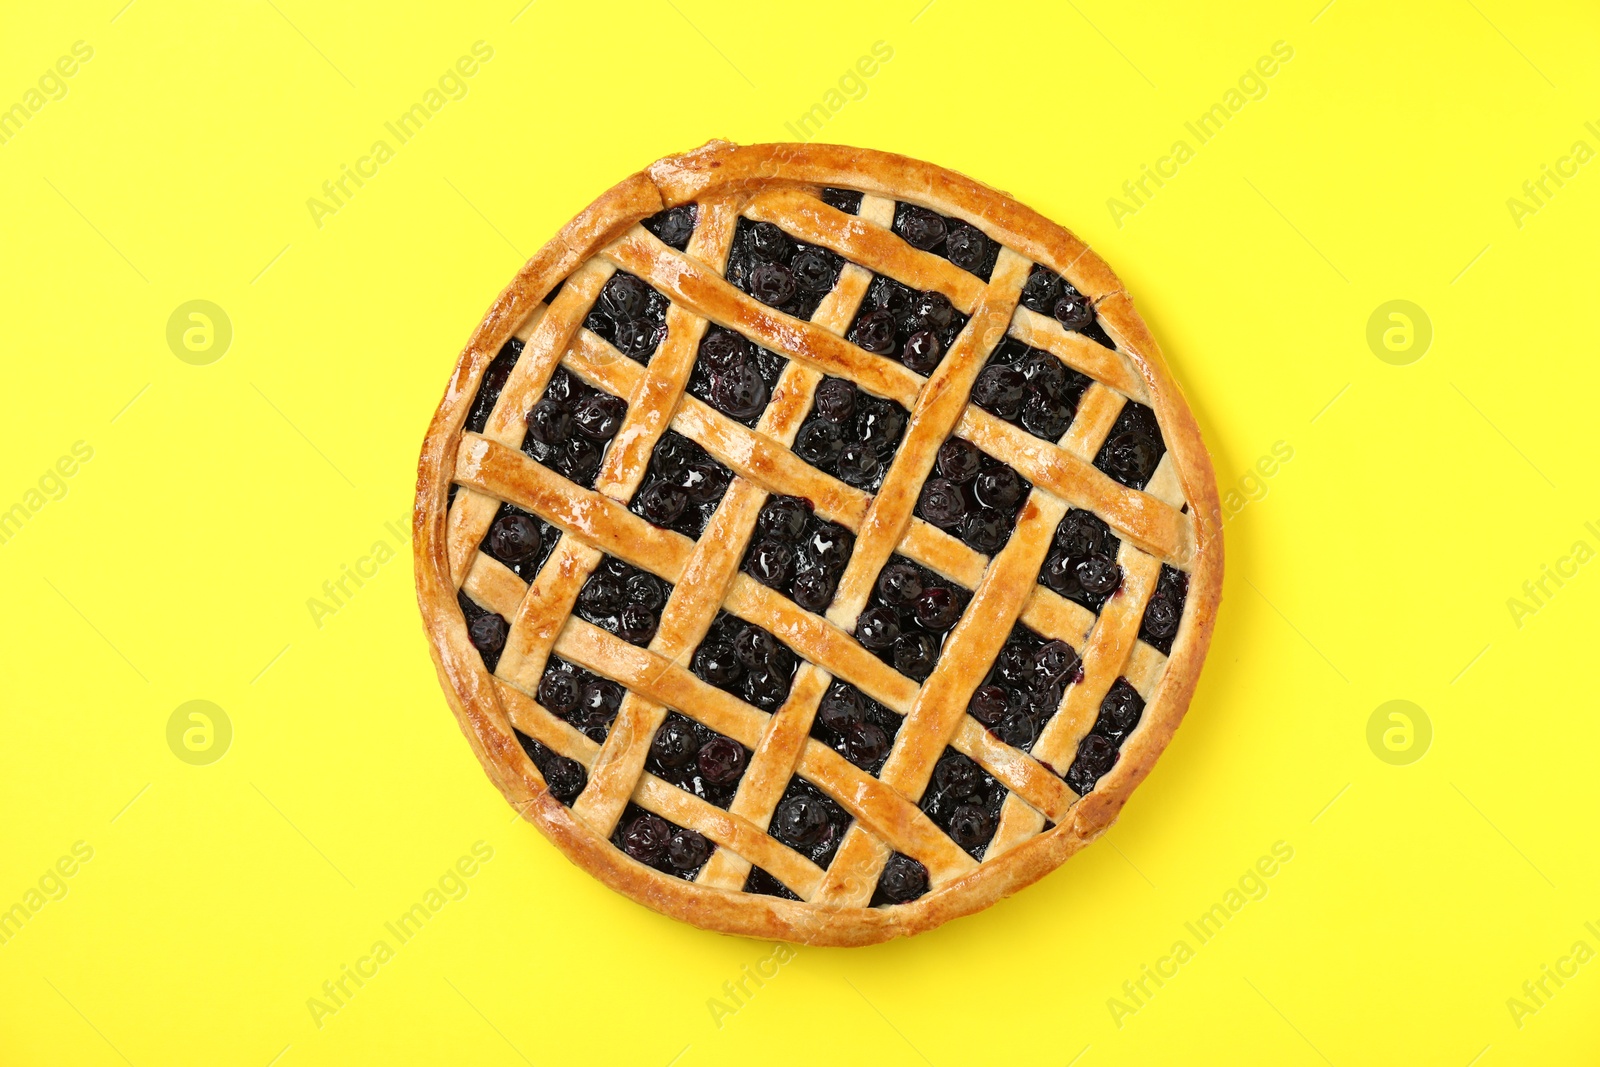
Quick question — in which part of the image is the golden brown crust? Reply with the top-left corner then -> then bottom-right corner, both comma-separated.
414,141 -> 1223,946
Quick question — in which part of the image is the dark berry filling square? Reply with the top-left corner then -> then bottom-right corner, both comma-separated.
536,656 -> 625,744
646,711 -> 751,809
585,271 -> 670,363
690,612 -> 799,713
465,337 -> 522,434
855,556 -> 972,682
871,852 -> 930,906
920,749 -> 1006,860
686,325 -> 786,428
1093,402 -> 1167,491
1019,263 -> 1115,349
522,366 -> 627,491
972,337 -> 1092,443
768,777 -> 851,869
914,437 -> 1032,556
458,590 -> 509,673
480,502 -> 560,581
891,202 -> 998,281
846,275 -> 968,376
725,218 -> 844,320
809,680 -> 900,776
630,431 -> 733,540
820,187 -> 863,215
741,494 -> 853,614
1039,508 -> 1124,613
514,731 -> 587,807
612,802 -> 713,880
575,555 -> 672,648
743,865 -> 801,900
1065,679 -> 1144,795
792,377 -> 908,493
966,625 -> 1080,753
642,203 -> 697,251
1140,565 -> 1189,654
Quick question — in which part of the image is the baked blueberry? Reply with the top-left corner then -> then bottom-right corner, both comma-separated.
611,802 -> 712,879
968,685 -> 1007,727
893,632 -> 939,680
631,432 -> 733,539
750,262 -> 796,307
743,866 -> 802,900
820,187 -> 863,214
795,419 -> 844,467
856,605 -> 901,650
1076,555 -> 1123,599
849,309 -> 898,354
901,330 -> 943,375
521,368 -> 629,490
516,732 -> 587,806
768,777 -> 851,867
465,338 -> 522,434
967,625 -> 1063,750
835,442 -> 882,488
896,205 -> 946,249
791,378 -> 909,493
691,613 -> 797,711
742,496 -> 852,613
971,364 -> 1026,418
1095,679 -> 1145,743
467,612 -> 507,661
576,557 -> 670,647
725,218 -> 843,318
487,512 -> 539,564
937,438 -> 982,483
647,711 -> 751,807
859,556 -> 972,679
913,586 -> 961,632
642,203 -> 697,250
1020,265 -> 1063,314
944,222 -> 993,275
1093,402 -> 1167,490
538,658 -> 623,743
1053,291 -> 1096,332
874,852 -> 929,904
1041,509 -> 1124,612
1066,733 -> 1118,795
812,378 -> 856,423
697,736 -> 747,786
917,478 -> 967,529
1140,564 -> 1190,653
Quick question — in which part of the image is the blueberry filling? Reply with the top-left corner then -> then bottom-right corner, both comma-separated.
819,187 -> 863,215
457,590 -> 509,672
768,777 -> 851,868
1039,508 -> 1124,612
973,337 -> 1092,443
480,502 -> 561,581
792,377 -> 909,493
585,271 -> 670,363
724,218 -> 844,321
1019,263 -> 1116,349
643,203 -> 697,251
855,556 -> 972,682
743,865 -> 801,900
966,625 -> 1078,752
1065,679 -> 1145,795
646,710 -> 752,809
691,612 -> 798,713
891,202 -> 998,281
920,749 -> 1006,860
576,555 -> 672,648
741,494 -> 854,613
514,731 -> 587,806
809,679 -> 901,775
1139,565 -> 1189,654
630,431 -> 733,540
846,275 -> 969,375
521,366 -> 627,491
465,337 -> 523,434
1093,402 -> 1167,491
542,278 -> 566,305
611,802 -> 713,880
914,437 -> 1032,556
871,852 -> 930,905
686,325 -> 787,428
536,656 -> 624,744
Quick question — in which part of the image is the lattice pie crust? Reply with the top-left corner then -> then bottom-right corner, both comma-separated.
414,141 -> 1222,945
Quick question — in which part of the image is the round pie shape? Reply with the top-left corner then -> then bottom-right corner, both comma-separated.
414,141 -> 1223,945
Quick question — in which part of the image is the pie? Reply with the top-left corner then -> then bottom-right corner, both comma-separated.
413,141 -> 1223,945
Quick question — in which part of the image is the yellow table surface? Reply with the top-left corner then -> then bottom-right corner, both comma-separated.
3,1 -> 1596,1063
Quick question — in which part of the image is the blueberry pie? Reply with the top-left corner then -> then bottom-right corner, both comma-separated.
415,142 -> 1222,945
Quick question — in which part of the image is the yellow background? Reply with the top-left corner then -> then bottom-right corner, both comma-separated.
2,0 -> 1596,1062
